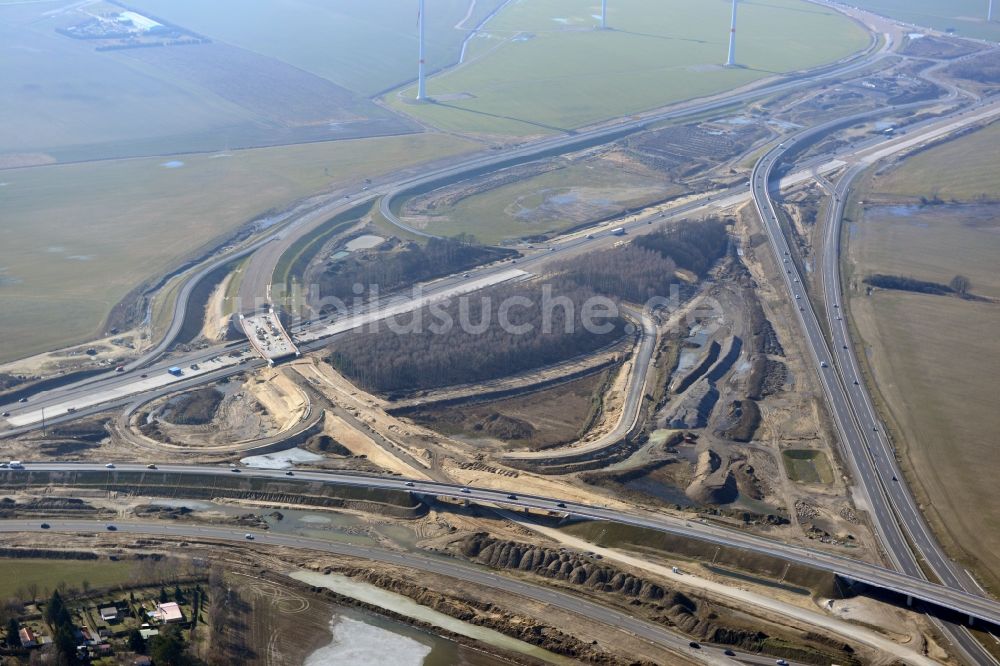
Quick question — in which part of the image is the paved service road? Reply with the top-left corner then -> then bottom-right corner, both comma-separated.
502,306 -> 657,462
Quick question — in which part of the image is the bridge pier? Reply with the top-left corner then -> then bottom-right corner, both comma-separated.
906,595 -> 913,607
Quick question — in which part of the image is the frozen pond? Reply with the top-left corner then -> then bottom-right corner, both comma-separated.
305,616 -> 431,666
292,571 -> 569,664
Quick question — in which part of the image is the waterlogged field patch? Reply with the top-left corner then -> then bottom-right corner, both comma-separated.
781,449 -> 833,484
404,154 -> 681,243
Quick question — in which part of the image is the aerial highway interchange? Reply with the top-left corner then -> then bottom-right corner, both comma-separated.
1,2 -> 999,663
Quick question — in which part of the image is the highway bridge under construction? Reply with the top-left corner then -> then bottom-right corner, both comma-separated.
1,2 -> 999,663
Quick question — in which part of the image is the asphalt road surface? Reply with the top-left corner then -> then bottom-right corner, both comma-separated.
502,305 -> 656,462
0,517 -> 793,666
751,97 -> 1000,664
0,2 -> 894,432
8,461 -> 1000,629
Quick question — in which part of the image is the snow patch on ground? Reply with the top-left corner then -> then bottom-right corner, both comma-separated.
240,447 -> 323,469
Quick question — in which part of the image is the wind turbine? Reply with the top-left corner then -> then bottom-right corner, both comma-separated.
417,0 -> 427,100
601,0 -> 608,29
989,0 -> 995,22
726,0 -> 738,67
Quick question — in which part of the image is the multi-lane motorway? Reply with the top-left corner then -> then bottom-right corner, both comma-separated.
0,518 -> 752,666
5,63 -> 997,652
1,5 -> 998,662
751,94 -> 1000,664
0,3 -> 896,432
7,462 -> 1000,631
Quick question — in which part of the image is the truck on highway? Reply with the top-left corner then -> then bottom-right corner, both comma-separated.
8,461 -> 23,469
611,227 -> 626,236
167,366 -> 183,377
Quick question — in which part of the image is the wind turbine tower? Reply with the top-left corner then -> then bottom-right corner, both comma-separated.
726,0 -> 738,67
990,0 -> 995,22
417,0 -> 427,100
601,0 -> 608,29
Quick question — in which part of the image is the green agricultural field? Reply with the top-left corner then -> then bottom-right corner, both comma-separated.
850,291 -> 1000,591
848,0 -> 1000,41
1,1 -> 421,162
0,133 -> 476,364
850,204 -> 1000,299
129,0 -> 507,95
386,0 -> 871,135
848,127 -> 1000,590
0,2 -> 253,160
872,119 -> 1000,201
0,558 -> 135,600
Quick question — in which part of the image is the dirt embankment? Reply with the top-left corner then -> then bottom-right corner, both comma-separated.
405,370 -> 610,452
684,446 -> 771,506
720,399 -> 762,443
162,388 -> 224,425
0,497 -> 107,519
316,566 -> 626,665
248,369 -> 308,430
454,533 -> 860,665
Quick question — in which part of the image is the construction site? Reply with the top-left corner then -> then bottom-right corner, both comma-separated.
2,3 -> 1000,664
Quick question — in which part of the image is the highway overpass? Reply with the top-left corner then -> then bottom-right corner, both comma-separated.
5,462 -> 999,630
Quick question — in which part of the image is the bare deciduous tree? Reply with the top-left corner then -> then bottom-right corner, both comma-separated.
949,274 -> 971,296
